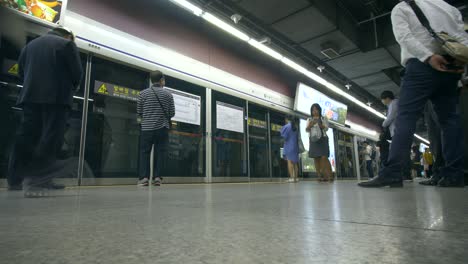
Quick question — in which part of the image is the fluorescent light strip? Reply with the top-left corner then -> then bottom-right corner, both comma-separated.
248,39 -> 282,60
169,0 -> 203,16
414,134 -> 430,145
202,13 -> 250,41
168,0 -> 430,143
345,120 -> 378,137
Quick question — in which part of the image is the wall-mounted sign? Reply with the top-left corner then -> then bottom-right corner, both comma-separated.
216,101 -> 244,133
94,81 -> 140,101
248,118 -> 266,129
271,123 -> 282,132
1,0 -> 65,24
2,59 -> 19,76
294,82 -> 348,125
165,87 -> 201,126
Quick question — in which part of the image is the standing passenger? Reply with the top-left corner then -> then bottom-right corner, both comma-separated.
137,71 -> 175,187
359,0 -> 467,188
306,104 -> 333,182
381,91 -> 399,138
280,116 -> 299,182
10,27 -> 83,197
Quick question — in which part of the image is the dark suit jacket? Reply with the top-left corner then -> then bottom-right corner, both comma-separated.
17,31 -> 83,107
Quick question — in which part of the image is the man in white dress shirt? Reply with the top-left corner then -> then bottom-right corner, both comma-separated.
359,0 -> 468,188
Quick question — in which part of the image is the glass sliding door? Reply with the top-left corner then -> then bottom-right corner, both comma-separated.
269,111 -> 288,179
163,76 -> 205,180
248,103 -> 270,179
335,130 -> 356,179
212,91 -> 247,181
84,56 -> 148,183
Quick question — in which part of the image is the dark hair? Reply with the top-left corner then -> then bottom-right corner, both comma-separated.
52,27 -> 74,40
150,71 -> 165,84
310,103 -> 322,117
380,90 -> 395,100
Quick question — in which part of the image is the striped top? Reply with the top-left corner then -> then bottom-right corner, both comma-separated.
137,85 -> 175,131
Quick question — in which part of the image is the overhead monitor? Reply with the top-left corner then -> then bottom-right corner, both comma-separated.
294,82 -> 348,125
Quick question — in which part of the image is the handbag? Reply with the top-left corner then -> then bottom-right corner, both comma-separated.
405,0 -> 468,64
151,87 -> 172,129
309,118 -> 323,143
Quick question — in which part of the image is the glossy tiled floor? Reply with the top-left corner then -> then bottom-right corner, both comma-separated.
0,181 -> 467,264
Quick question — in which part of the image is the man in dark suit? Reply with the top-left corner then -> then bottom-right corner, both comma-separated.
9,27 -> 83,195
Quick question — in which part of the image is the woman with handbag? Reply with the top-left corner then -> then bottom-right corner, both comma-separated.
306,104 -> 333,182
281,116 -> 299,182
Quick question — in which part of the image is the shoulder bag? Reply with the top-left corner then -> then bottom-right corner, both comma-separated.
405,0 -> 468,64
151,88 -> 172,129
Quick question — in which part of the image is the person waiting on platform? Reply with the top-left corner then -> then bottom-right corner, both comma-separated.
8,27 -> 83,197
422,147 -> 434,179
306,104 -> 333,183
361,142 -> 375,179
359,0 -> 467,188
281,116 -> 299,183
137,71 -> 175,187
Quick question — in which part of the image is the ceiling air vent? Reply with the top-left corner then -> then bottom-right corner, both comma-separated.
320,41 -> 340,59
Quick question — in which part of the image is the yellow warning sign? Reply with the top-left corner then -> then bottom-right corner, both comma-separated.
98,83 -> 109,94
8,64 -> 18,75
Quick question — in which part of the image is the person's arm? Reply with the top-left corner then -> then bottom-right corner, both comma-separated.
137,91 -> 144,119
65,41 -> 83,89
391,7 -> 434,63
320,117 -> 329,132
280,124 -> 290,139
382,100 -> 398,128
168,93 -> 175,118
306,118 -> 314,132
18,47 -> 26,82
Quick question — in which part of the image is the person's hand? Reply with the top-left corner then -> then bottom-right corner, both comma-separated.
428,55 -> 464,73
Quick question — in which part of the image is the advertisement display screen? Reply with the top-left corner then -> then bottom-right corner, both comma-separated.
1,0 -> 64,24
294,83 -> 348,125
299,119 -> 336,172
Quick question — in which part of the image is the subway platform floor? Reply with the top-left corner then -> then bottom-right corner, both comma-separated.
0,181 -> 467,264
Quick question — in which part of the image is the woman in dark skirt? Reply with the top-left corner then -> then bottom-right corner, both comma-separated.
306,104 -> 333,182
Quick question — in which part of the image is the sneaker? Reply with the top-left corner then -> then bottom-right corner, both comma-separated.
41,181 -> 66,190
138,178 -> 149,186
153,177 -> 162,186
23,178 -> 50,198
286,178 -> 295,183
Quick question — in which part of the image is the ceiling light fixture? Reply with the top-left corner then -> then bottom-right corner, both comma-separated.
230,14 -> 243,24
248,39 -> 282,60
202,12 -> 250,41
169,0 -> 203,16
414,134 -> 431,145
317,65 -> 325,73
345,83 -> 352,90
258,37 -> 271,45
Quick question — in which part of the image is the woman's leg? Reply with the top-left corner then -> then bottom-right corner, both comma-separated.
294,162 -> 299,181
287,160 -> 294,180
314,158 -> 323,181
321,156 -> 333,182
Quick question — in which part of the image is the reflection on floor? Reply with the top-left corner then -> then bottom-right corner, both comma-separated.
1,182 -> 467,264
